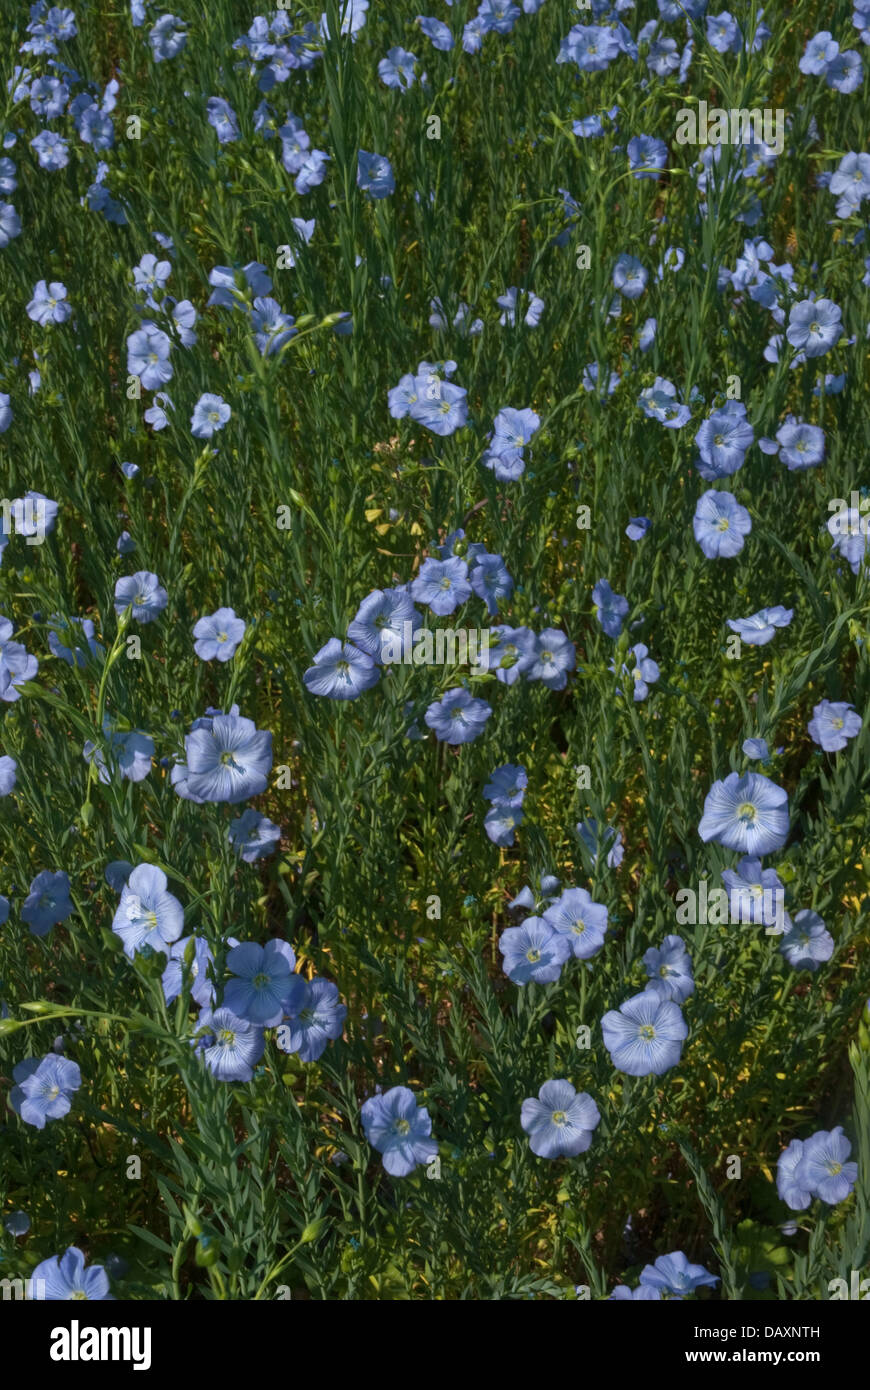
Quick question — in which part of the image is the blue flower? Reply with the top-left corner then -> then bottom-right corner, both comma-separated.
582,363 -> 619,396
357,150 -> 395,198
617,643 -> 659,701
348,587 -> 420,664
410,557 -> 471,616
5,1210 -> 29,1236
492,405 -> 540,451
647,36 -> 681,77
830,152 -> 870,203
706,11 -> 741,53
182,712 -> 273,802
191,392 -> 231,438
627,135 -> 667,180
224,939 -> 298,1027
780,909 -> 834,972
638,318 -> 657,352
294,149 -> 330,194
826,50 -> 863,93
105,860 -> 133,893
30,130 -> 69,169
411,379 -> 469,436
320,0 -> 369,40
721,857 -> 784,927
303,637 -> 380,700
22,869 -> 73,936
776,416 -> 825,470
638,1250 -> 719,1296
469,553 -> 514,616
0,619 -> 38,700
742,738 -> 770,762
643,935 -> 694,1003
484,803 -> 523,846
827,505 -> 870,575
195,1006 -> 265,1082
84,725 -> 155,784
388,372 -> 420,419
276,216 -> 315,267
207,97 -> 240,144
592,578 -> 629,638
31,75 -> 69,118
228,809 -> 281,862
639,377 -> 691,428
250,297 -> 296,355
483,764 -> 527,807
26,279 -> 71,325
482,443 -> 525,481
693,489 -> 752,559
278,977 -> 347,1061
0,753 -> 16,794
626,515 -> 651,541
417,16 -> 454,51
487,624 -> 536,685
557,23 -> 621,72
144,392 -> 172,429
208,262 -> 273,310
795,1128 -> 858,1205
30,1247 -> 110,1301
694,402 -> 754,479
193,607 -> 246,662
478,0 -> 521,33
520,1079 -> 600,1158
543,888 -> 608,960
132,253 -> 171,307
114,571 -> 168,623
10,1054 -> 81,1129
610,1283 -> 662,1300
162,935 -> 216,1008
776,1138 -> 813,1210
429,298 -> 483,336
0,203 -> 21,246
48,615 -> 103,667
699,771 -> 789,855
126,321 -> 173,388
112,863 -> 184,959
150,14 -> 187,62
601,990 -> 688,1076
577,818 -> 624,868
786,299 -> 842,358
807,700 -> 862,752
726,606 -> 793,645
9,490 -> 58,538
526,628 -> 575,690
496,286 -> 544,327
361,1085 -> 438,1176
424,687 -> 492,743
378,47 -> 417,90
800,31 -> 839,74
612,254 -> 647,299
499,917 -> 571,985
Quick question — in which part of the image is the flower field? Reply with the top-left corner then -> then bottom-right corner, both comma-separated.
1,0 -> 869,1306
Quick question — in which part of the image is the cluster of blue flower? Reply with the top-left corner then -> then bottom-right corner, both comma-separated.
1,0 -> 867,1302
